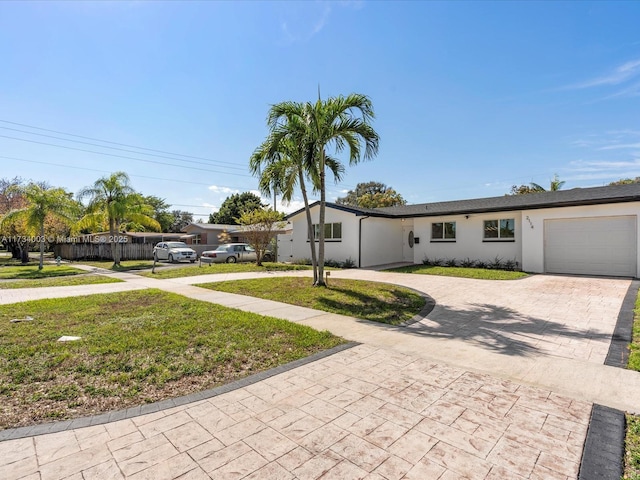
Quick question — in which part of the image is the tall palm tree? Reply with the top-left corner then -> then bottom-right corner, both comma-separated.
253,94 -> 378,286
0,183 -> 79,270
303,94 -> 379,285
77,172 -> 159,266
251,109 -> 344,284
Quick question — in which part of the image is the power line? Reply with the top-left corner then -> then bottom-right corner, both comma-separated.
0,155 -> 251,190
0,126 -> 246,171
0,134 -> 254,177
0,119 -> 241,167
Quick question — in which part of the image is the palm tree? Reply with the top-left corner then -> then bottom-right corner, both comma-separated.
77,172 -> 159,266
530,174 -> 565,193
250,109 -> 344,284
303,94 -> 379,285
0,183 -> 79,269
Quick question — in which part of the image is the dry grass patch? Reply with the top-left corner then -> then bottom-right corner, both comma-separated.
0,289 -> 343,429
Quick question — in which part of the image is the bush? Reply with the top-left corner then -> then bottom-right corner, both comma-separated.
460,258 -> 475,268
292,258 -> 312,266
445,258 -> 457,267
490,256 -> 504,270
474,260 -> 488,269
342,257 -> 356,269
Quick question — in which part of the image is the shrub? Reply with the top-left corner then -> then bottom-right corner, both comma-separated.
292,258 -> 312,266
342,257 -> 356,269
503,258 -> 518,271
490,256 -> 504,270
460,258 -> 475,268
445,258 -> 457,267
474,260 -> 488,269
430,258 -> 444,266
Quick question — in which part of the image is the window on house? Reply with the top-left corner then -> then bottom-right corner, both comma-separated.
431,222 -> 456,240
310,222 -> 342,241
484,219 -> 515,240
192,234 -> 201,245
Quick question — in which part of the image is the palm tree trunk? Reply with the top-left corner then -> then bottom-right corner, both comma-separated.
299,170 -> 318,283
110,219 -> 119,266
38,222 -> 45,270
316,150 -> 326,287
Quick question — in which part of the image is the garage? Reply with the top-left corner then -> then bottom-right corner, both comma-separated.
544,216 -> 637,277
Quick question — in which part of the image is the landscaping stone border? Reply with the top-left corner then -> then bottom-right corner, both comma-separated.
578,404 -> 625,480
605,279 -> 640,367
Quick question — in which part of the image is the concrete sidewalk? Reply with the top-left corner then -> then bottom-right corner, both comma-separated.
1,266 -> 639,479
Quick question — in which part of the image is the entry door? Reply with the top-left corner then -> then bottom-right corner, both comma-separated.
402,226 -> 414,262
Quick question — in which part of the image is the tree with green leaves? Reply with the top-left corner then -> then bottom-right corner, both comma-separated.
609,177 -> 640,186
0,183 -> 79,269
209,192 -> 265,225
262,94 -> 379,286
509,174 -> 565,195
336,181 -> 406,208
237,208 -> 285,266
77,172 -> 160,266
250,111 -> 343,284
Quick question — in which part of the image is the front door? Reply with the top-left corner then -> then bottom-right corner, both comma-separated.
402,225 -> 414,263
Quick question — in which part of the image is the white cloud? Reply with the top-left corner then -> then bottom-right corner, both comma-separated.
279,2 -> 333,44
201,202 -> 219,213
208,185 -> 238,194
570,59 -> 640,89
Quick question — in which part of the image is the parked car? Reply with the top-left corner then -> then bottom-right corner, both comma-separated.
201,243 -> 273,264
153,241 -> 197,263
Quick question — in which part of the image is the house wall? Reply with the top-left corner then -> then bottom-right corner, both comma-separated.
412,212 -> 522,267
287,207 -> 361,264
360,217 -> 405,267
521,202 -> 640,276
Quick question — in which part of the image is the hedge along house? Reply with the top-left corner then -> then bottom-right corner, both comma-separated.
280,183 -> 640,278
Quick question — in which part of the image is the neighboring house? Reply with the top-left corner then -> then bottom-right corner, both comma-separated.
282,183 -> 640,277
181,223 -> 249,255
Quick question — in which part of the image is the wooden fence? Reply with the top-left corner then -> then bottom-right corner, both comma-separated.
53,243 -> 154,261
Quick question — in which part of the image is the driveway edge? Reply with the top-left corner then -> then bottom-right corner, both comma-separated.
0,341 -> 360,442
605,279 -> 640,367
578,404 -> 625,480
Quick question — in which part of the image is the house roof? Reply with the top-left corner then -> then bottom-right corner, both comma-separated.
285,183 -> 640,220
182,223 -> 239,232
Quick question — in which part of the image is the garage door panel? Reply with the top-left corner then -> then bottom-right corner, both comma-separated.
544,216 -> 636,277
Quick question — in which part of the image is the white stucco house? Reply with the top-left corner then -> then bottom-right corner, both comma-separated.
279,183 -> 640,278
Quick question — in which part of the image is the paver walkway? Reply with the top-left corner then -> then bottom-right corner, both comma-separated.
1,266 -> 639,480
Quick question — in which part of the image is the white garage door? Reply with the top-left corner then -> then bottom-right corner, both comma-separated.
544,216 -> 637,277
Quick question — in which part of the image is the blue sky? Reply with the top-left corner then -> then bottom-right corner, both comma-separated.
1,1 -> 639,219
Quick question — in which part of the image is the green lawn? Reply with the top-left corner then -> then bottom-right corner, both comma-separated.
138,262 -> 313,279
0,289 -> 343,429
0,264 -> 85,280
387,264 -> 529,280
71,260 -> 155,271
197,276 -> 426,325
0,275 -> 122,289
625,291 -> 640,479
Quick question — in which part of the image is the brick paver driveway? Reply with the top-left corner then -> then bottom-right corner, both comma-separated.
1,271 -> 637,480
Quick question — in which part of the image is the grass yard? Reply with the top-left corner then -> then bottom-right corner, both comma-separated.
0,264 -> 86,280
0,289 -> 343,429
139,262 -> 313,279
197,276 -> 426,325
624,291 -> 640,479
625,415 -> 640,480
0,275 -> 122,289
70,260 -> 155,271
388,264 -> 528,280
